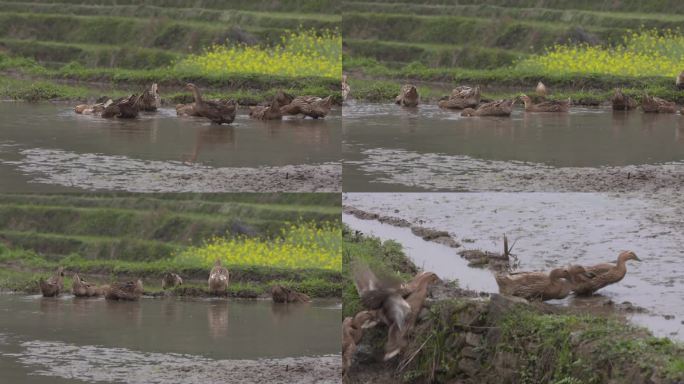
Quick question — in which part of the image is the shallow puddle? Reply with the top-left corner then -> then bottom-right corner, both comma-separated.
343,102 -> 684,191
0,295 -> 341,383
0,103 -> 341,192
343,192 -> 684,340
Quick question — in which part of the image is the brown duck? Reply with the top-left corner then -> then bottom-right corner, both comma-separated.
677,71 -> 684,90
353,262 -> 440,361
641,95 -> 677,113
280,95 -> 333,119
208,259 -> 229,295
572,251 -> 640,296
271,285 -> 311,303
495,268 -> 572,301
536,81 -> 547,97
461,99 -> 514,117
135,83 -> 161,112
342,74 -> 350,102
520,94 -> 570,112
611,88 -> 638,110
175,103 -> 200,116
39,267 -> 65,297
101,94 -> 140,118
395,84 -> 419,107
438,86 -> 480,109
161,272 -> 183,290
105,279 -> 143,301
342,310 -> 378,377
72,273 -> 103,297
75,99 -> 112,115
186,83 -> 237,124
249,98 -> 283,120
384,271 -> 440,361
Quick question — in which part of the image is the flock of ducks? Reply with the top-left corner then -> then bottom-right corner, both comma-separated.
343,250 -> 640,375
341,74 -> 684,115
38,259 -> 310,303
74,83 -> 333,124
496,250 -> 641,300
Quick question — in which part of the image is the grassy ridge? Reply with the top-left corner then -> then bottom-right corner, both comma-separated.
0,2 -> 341,102
0,194 -> 342,297
343,1 -> 684,102
9,0 -> 341,14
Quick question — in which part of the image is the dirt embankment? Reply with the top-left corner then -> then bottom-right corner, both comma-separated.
347,290 -> 683,384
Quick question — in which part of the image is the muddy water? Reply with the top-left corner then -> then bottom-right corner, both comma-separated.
0,295 -> 341,383
343,192 -> 684,340
343,102 -> 684,191
0,103 -> 341,192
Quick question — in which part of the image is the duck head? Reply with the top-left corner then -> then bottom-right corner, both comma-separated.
185,83 -> 197,91
549,268 -> 571,281
405,85 -> 418,98
618,251 -> 640,262
214,259 -> 222,267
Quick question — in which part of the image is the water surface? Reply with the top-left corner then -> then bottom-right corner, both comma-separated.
0,103 -> 341,192
0,295 -> 341,383
343,102 -> 684,191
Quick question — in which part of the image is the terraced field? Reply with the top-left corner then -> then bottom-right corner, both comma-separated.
343,0 -> 684,101
0,0 -> 341,102
0,193 -> 342,297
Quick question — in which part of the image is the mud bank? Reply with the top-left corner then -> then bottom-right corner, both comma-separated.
2,338 -> 340,384
348,293 -> 684,384
349,148 -> 684,193
0,147 -> 341,193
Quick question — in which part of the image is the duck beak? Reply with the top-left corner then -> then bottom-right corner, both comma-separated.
634,255 -> 641,261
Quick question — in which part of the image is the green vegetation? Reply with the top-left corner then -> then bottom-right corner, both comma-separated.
176,222 -> 341,271
0,1 -> 341,102
343,228 -> 684,383
0,193 -> 342,298
343,1 -> 684,103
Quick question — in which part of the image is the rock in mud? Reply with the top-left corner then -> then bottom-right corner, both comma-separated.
459,250 -> 510,271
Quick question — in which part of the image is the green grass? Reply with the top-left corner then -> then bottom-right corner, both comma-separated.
0,194 -> 342,297
343,1 -> 684,102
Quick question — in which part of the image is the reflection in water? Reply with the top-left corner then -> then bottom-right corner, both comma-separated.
0,103 -> 341,192
183,127 -> 235,163
343,103 -> 684,191
270,302 -> 311,324
207,300 -> 229,339
0,295 -> 340,359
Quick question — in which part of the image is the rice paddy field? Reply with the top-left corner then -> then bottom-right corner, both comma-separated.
0,193 -> 342,297
343,0 -> 684,102
0,0 -> 341,103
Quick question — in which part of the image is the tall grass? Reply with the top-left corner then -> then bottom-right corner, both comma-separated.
517,29 -> 684,77
175,29 -> 341,78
